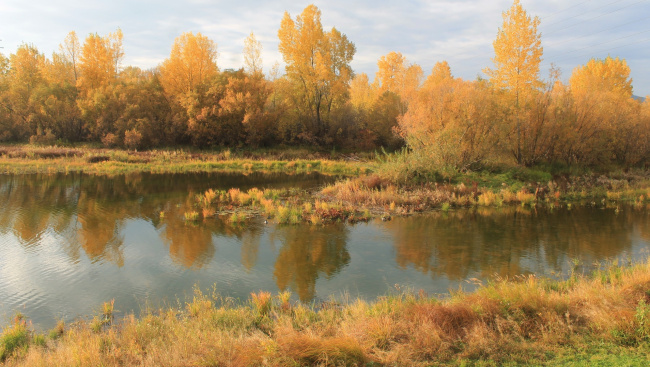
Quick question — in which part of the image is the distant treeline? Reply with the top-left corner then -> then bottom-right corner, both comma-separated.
0,3 -> 648,169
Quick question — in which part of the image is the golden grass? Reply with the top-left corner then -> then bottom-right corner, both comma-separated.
0,145 -> 374,176
318,176 -> 549,215
4,260 -> 650,366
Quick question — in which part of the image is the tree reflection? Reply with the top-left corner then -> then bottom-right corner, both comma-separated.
1,172 -> 647,288
384,206 -> 639,280
271,224 -> 350,301
158,196 -> 216,268
0,173 -> 224,266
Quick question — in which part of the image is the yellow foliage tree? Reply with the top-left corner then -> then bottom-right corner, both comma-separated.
569,56 -> 632,99
77,30 -> 123,92
8,44 -> 44,99
5,44 -> 45,137
376,52 -> 422,99
349,73 -> 376,112
59,31 -> 80,82
398,62 -> 498,171
278,4 -> 355,138
568,56 -> 637,165
158,32 -> 218,98
219,73 -> 274,147
484,0 -> 543,164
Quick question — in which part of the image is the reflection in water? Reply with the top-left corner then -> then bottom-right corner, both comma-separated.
271,224 -> 350,301
0,172 -> 334,267
159,195 -> 216,268
0,173 -> 648,330
386,206 -> 645,280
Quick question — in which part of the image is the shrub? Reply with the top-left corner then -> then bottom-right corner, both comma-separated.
101,133 -> 119,148
124,129 -> 143,150
29,128 -> 57,146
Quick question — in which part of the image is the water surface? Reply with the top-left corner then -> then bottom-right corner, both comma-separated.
0,173 -> 648,329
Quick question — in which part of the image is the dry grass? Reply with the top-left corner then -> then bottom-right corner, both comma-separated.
0,145 -> 373,176
4,260 -> 650,366
318,175 -> 554,214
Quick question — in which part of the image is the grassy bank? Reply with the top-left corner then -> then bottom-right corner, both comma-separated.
3,260 -> 650,366
0,145 -> 373,176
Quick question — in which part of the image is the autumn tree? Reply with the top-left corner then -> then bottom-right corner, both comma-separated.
77,30 -> 123,92
398,62 -> 498,172
349,73 -> 375,112
375,51 -> 423,109
159,32 -> 218,97
484,0 -> 543,165
74,30 -> 126,140
278,4 -> 355,141
37,51 -> 84,141
60,31 -> 81,82
570,56 -> 632,98
158,32 -> 218,145
364,52 -> 422,148
243,32 -> 263,76
106,67 -> 175,148
346,73 -> 379,148
2,44 -> 48,140
567,56 -> 636,165
0,53 -> 10,140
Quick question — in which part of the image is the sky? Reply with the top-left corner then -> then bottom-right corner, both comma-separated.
1,0 -> 649,96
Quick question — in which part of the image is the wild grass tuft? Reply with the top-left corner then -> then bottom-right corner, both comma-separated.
275,205 -> 290,224
0,314 -> 30,362
48,320 -> 65,340
183,211 -> 199,221
229,212 -> 247,224
251,291 -> 273,316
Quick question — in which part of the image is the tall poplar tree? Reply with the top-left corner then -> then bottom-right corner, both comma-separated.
158,32 -> 218,97
484,0 -> 543,165
278,4 -> 355,139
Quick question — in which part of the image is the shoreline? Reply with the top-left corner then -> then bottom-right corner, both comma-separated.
3,260 -> 650,365
0,145 -> 374,176
1,145 -> 648,224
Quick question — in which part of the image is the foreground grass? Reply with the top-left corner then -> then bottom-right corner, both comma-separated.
0,145 -> 373,176
3,261 -> 650,366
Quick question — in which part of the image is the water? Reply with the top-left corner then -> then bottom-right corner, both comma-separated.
0,173 -> 648,329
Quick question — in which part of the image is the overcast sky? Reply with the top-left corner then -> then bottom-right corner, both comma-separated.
2,0 -> 649,96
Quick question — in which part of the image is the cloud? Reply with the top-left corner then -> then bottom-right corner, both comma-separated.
1,0 -> 648,95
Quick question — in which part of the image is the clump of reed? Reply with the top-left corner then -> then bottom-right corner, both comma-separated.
48,320 -> 65,340
0,314 -> 30,362
477,190 -> 502,206
321,175 -> 402,206
183,211 -> 199,222
89,299 -> 115,333
228,212 -> 247,224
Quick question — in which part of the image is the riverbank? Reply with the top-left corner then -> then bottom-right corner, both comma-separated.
3,145 -> 648,225
0,145 -> 373,176
2,260 -> 650,366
